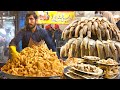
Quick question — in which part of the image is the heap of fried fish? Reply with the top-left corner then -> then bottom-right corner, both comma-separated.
60,17 -> 120,61
60,37 -> 120,61
1,42 -> 64,77
62,17 -> 120,41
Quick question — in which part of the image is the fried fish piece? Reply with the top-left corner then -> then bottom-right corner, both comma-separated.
69,26 -> 75,38
102,40 -> 110,58
75,25 -> 81,37
60,46 -> 66,58
96,40 -> 105,59
69,40 -> 77,58
114,41 -> 120,58
107,40 -> 118,61
83,37 -> 89,56
82,24 -> 88,36
64,30 -> 70,40
88,39 -> 96,56
75,37 -> 83,58
87,21 -> 92,38
96,27 -> 102,41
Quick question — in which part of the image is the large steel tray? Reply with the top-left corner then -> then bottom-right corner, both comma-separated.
1,71 -> 60,79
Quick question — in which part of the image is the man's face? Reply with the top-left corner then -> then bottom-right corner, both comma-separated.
26,15 -> 37,30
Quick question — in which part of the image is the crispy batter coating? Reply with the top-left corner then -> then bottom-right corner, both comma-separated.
1,42 -> 64,77
97,58 -> 119,78
97,58 -> 118,65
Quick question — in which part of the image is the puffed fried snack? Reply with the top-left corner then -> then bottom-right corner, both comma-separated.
1,42 -> 64,77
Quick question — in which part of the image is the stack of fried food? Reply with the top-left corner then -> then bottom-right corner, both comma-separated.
96,58 -> 119,79
1,42 -> 64,77
62,17 -> 120,41
60,17 -> 120,61
60,37 -> 120,61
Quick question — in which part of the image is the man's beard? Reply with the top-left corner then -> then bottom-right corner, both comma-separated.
26,24 -> 36,30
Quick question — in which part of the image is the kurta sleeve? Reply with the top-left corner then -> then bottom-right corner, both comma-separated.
9,30 -> 23,47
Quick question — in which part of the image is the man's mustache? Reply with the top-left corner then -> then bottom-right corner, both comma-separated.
28,24 -> 33,26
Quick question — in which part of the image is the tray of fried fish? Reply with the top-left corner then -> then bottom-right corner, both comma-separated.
71,63 -> 103,76
64,66 -> 84,79
82,56 -> 100,61
64,66 -> 103,79
96,58 -> 120,66
81,56 -> 100,65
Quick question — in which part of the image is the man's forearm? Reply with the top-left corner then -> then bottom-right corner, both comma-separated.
9,38 -> 17,47
9,31 -> 23,47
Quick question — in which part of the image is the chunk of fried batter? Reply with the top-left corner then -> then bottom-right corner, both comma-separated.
1,42 -> 64,77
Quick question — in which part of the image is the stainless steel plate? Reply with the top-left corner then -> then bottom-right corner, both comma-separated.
1,71 -> 60,79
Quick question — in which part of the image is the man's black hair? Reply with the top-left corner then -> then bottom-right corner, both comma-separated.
25,11 -> 38,20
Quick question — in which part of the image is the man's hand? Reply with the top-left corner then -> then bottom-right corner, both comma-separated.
9,46 -> 20,59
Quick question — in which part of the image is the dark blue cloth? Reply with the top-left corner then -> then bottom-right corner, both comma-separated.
9,25 -> 56,52
54,29 -> 63,58
116,20 -> 120,30
54,30 -> 62,41
47,29 -> 56,47
47,30 -> 53,39
54,29 -> 63,47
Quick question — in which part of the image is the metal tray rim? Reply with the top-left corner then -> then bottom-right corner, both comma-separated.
1,71 -> 60,79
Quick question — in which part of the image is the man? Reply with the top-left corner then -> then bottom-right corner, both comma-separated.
45,24 -> 54,39
45,24 -> 56,47
9,12 -> 56,59
54,24 -> 64,58
54,24 -> 62,46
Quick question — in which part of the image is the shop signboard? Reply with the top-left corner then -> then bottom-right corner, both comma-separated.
35,11 -> 75,24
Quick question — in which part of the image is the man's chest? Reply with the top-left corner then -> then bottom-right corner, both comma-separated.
23,31 -> 42,42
